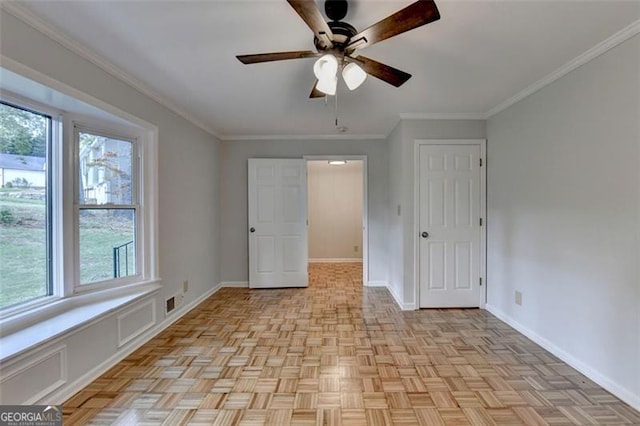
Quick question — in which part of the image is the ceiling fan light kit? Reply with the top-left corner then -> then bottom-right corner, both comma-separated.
313,54 -> 338,80
312,54 -> 366,94
237,0 -> 441,98
342,62 -> 367,91
316,74 -> 338,96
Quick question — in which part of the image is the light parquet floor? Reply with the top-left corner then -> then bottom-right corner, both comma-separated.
63,263 -> 640,425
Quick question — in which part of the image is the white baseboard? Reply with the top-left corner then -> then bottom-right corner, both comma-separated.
402,302 -> 417,310
308,258 -> 363,263
359,280 -> 417,311
386,284 -> 416,311
45,284 -> 221,404
386,283 -> 402,307
485,304 -> 640,411
220,281 -> 249,288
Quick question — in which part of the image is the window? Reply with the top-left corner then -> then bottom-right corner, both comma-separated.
0,101 -> 52,310
0,87 -> 156,317
76,128 -> 139,286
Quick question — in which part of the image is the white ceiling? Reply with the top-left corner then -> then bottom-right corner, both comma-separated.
14,1 -> 640,138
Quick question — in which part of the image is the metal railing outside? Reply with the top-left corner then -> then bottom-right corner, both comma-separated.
113,240 -> 134,278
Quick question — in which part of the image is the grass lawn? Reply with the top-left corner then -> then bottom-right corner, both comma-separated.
0,189 -> 134,309
80,210 -> 136,284
0,225 -> 48,309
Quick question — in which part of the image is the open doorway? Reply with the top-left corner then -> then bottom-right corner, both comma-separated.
306,157 -> 367,285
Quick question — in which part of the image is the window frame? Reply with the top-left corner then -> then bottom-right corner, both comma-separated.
0,86 -> 158,321
0,93 -> 63,318
72,123 -> 142,292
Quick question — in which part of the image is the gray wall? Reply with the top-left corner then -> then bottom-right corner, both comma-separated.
1,9 -> 221,402
486,34 -> 640,405
387,119 -> 486,308
220,138 -> 388,284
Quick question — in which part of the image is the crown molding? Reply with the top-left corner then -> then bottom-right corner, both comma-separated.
1,1 -> 223,140
221,133 -> 387,141
398,113 -> 486,120
485,19 -> 640,119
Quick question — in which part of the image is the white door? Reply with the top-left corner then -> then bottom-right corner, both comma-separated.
248,159 -> 308,288
418,145 -> 481,307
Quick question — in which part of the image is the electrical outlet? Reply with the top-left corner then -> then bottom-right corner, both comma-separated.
397,204 -> 401,216
515,291 -> 522,306
354,245 -> 358,253
183,280 -> 189,293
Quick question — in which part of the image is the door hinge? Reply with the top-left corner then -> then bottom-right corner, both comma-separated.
479,277 -> 483,286
479,158 -> 483,167
479,218 -> 483,226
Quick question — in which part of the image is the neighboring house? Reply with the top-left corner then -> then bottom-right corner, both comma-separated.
0,152 -> 46,188
79,136 -> 132,205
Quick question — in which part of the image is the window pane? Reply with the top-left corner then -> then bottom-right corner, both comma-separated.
79,132 -> 133,205
0,102 -> 50,309
79,209 -> 136,285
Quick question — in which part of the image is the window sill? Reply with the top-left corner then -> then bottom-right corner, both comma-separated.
0,280 -> 161,363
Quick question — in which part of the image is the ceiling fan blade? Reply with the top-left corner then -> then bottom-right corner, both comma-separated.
237,51 -> 320,64
356,56 -> 412,87
347,0 -> 440,51
310,81 -> 325,98
287,0 -> 335,48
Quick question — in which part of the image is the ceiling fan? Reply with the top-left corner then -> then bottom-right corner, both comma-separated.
237,0 -> 440,98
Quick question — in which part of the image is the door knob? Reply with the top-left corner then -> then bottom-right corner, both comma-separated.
421,231 -> 429,238
250,227 -> 255,233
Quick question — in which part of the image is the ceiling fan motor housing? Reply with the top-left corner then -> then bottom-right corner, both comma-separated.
314,21 -> 357,51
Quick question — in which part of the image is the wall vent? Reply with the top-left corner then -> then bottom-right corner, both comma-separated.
165,296 -> 176,314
